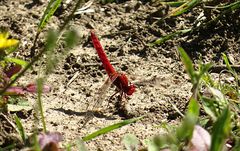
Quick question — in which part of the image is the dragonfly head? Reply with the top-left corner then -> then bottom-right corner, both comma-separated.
125,83 -> 136,95
115,73 -> 136,96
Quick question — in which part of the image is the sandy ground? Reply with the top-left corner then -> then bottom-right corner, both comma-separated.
0,0 -> 239,150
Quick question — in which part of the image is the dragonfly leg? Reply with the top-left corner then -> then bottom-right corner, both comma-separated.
106,90 -> 120,109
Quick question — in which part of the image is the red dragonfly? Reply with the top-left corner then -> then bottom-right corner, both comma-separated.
89,30 -> 135,109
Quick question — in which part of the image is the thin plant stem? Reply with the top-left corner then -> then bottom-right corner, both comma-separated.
59,0 -> 83,32
37,78 -> 46,132
0,0 -> 83,96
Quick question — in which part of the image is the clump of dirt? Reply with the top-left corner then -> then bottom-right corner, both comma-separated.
0,0 -> 239,150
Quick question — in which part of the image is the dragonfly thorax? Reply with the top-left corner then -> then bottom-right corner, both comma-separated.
113,73 -> 135,96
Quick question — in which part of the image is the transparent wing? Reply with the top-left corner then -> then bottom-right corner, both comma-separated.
88,73 -> 119,111
91,78 -> 112,110
82,74 -> 118,127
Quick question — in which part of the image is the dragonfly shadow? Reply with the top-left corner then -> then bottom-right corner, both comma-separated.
51,107 -> 117,120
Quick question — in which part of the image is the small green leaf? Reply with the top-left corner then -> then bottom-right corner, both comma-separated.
7,96 -> 29,106
145,139 -> 159,151
4,57 -> 28,68
64,143 -> 73,151
198,63 -> 212,79
65,30 -> 78,49
210,108 -> 231,151
178,47 -> 195,83
82,116 -> 144,141
45,29 -> 58,52
14,115 -> 27,143
187,98 -> 200,117
222,53 -> 233,71
151,134 -> 177,150
201,97 -> 218,121
176,98 -> 199,142
209,87 -> 228,108
45,29 -> 58,75
76,139 -> 88,151
122,134 -> 139,151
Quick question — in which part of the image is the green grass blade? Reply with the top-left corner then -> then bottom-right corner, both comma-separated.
4,44 -> 19,55
82,116 -> 144,141
230,1 -> 240,10
14,115 -> 27,144
205,1 -> 240,9
223,1 -> 240,10
38,0 -> 54,30
160,1 -> 186,7
210,108 -> 231,151
178,47 -> 195,83
149,29 -> 191,46
169,0 -> 201,17
38,0 -> 62,31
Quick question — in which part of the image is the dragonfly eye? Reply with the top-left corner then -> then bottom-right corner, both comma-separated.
126,84 -> 135,95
